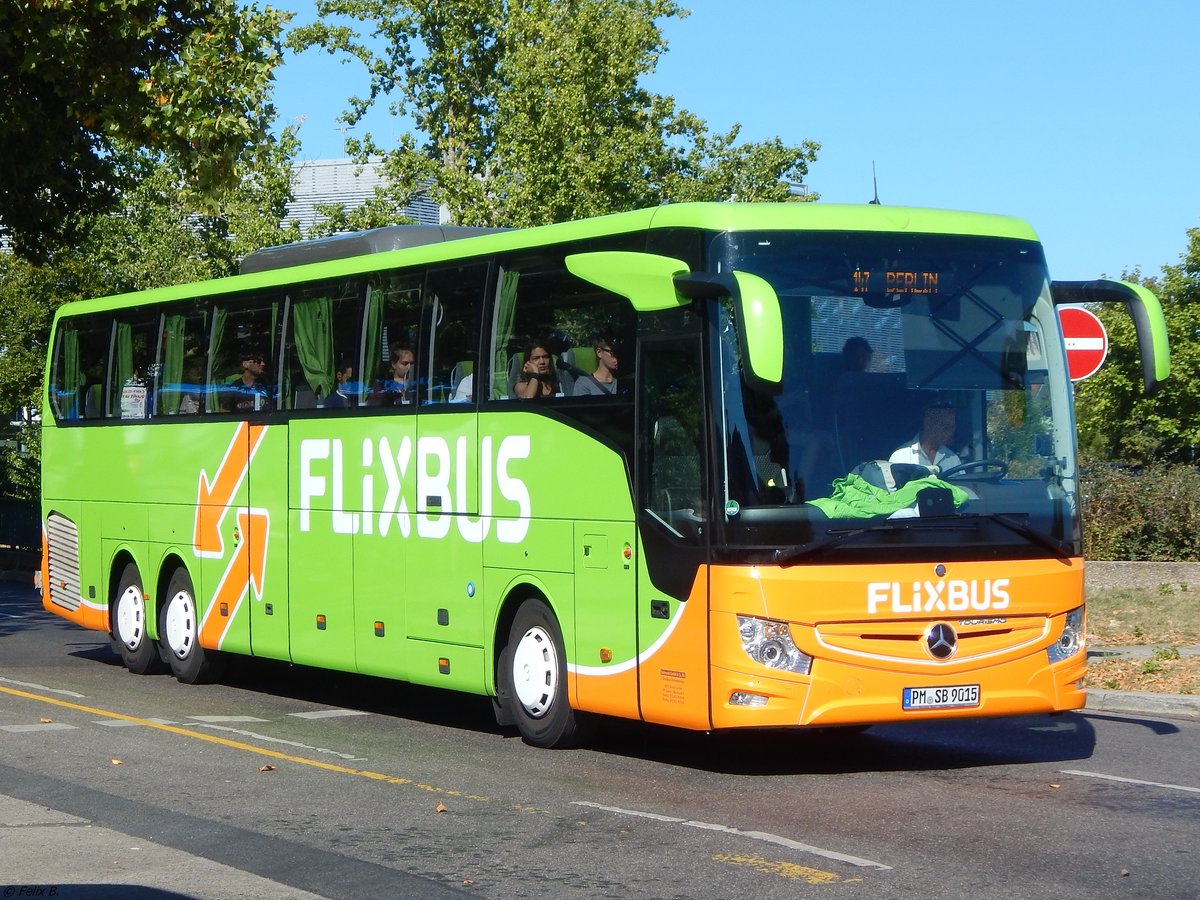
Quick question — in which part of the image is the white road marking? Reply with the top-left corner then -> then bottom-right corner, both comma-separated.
186,715 -> 269,723
1,723 -> 78,733
1061,769 -> 1200,795
288,709 -> 371,720
95,718 -> 178,727
195,723 -> 367,761
0,677 -> 86,699
572,801 -> 892,871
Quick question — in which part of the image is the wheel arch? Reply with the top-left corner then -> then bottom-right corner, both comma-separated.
154,552 -> 191,639
106,549 -> 139,636
490,576 -> 565,695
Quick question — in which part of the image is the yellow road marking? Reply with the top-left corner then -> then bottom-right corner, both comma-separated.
0,683 -> 489,801
713,853 -> 847,884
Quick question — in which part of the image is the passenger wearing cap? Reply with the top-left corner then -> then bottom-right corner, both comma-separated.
889,402 -> 962,471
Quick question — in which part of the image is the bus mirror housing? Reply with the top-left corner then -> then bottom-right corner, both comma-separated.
674,271 -> 784,391
564,251 -> 691,312
1050,279 -> 1171,396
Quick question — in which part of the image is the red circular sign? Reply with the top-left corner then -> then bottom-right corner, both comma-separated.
1057,306 -> 1108,381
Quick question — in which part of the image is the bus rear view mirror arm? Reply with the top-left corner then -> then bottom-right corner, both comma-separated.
675,271 -> 784,392
1051,279 -> 1171,396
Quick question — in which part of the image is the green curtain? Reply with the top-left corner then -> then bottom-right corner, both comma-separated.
363,282 -> 385,402
161,315 -> 186,415
207,307 -> 227,412
114,322 -> 134,416
493,269 -> 520,398
61,329 -> 80,418
293,297 -> 334,399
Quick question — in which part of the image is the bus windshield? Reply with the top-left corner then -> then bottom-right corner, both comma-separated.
710,230 -> 1079,561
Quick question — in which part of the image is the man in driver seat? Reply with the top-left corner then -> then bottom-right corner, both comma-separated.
889,401 -> 962,472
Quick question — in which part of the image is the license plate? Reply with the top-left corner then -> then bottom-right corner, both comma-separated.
902,684 -> 980,710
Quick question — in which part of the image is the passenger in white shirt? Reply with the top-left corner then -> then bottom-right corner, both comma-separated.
889,403 -> 962,472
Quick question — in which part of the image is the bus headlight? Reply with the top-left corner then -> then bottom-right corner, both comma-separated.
1047,606 -> 1085,663
737,615 -> 812,675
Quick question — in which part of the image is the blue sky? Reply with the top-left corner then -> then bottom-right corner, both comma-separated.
273,0 -> 1200,281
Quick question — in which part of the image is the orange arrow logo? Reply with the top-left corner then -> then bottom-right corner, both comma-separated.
193,422 -> 267,557
198,507 -> 270,650
192,423 -> 271,650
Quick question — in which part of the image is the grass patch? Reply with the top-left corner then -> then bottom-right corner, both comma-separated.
1084,585 -> 1200,647
1085,656 -> 1200,695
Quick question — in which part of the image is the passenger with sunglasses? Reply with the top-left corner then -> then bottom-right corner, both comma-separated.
573,332 -> 620,397
222,344 -> 273,412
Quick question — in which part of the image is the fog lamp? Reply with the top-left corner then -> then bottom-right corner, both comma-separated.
729,691 -> 769,707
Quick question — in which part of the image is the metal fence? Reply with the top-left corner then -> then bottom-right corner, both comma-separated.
0,496 -> 39,550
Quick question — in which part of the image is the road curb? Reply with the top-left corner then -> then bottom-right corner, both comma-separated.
1085,689 -> 1200,720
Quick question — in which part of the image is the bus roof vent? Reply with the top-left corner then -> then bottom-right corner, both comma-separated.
239,224 -> 511,275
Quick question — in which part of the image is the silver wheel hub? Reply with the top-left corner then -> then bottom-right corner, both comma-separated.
164,589 -> 197,660
511,625 -> 557,718
115,585 -> 145,650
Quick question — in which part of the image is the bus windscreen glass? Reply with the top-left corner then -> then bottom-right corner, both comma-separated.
709,231 -> 1078,561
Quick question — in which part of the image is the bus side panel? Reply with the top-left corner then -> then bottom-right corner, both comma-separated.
246,424 -> 288,661
408,411 -> 482,649
570,520 -> 638,718
634,567 -> 711,730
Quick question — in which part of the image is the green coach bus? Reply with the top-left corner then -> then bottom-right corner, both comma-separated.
40,203 -> 1168,747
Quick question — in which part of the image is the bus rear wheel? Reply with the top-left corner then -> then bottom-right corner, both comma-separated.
501,599 -> 588,749
112,563 -> 163,675
160,568 -> 223,684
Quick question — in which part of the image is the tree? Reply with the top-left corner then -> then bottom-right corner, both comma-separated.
0,1 -> 290,261
0,130 -> 300,497
289,0 -> 819,229
1074,228 -> 1200,463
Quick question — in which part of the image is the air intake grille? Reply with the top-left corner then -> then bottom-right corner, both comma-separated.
46,513 -> 82,612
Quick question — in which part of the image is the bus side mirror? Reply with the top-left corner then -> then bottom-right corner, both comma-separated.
564,251 -> 691,312
675,271 -> 783,391
1051,280 -> 1171,396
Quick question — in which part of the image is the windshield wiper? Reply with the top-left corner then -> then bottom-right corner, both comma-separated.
970,512 -> 1072,559
771,520 -> 978,565
769,512 -> 1068,565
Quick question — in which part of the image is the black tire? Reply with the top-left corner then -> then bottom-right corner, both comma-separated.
159,567 -> 224,684
112,563 -> 164,675
500,598 -> 588,748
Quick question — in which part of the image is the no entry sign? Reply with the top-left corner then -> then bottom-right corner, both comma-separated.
1057,306 -> 1108,381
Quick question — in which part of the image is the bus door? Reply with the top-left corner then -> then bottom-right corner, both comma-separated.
633,333 -> 711,729
406,265 -> 489,675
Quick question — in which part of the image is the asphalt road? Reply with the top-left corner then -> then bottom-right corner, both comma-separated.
1,582 -> 1197,899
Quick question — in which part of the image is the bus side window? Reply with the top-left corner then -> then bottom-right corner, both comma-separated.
208,293 -> 281,414
489,250 -> 636,402
156,303 -> 209,417
421,263 -> 488,405
639,336 -> 706,541
283,279 -> 365,411
364,271 -> 422,408
49,315 -> 112,421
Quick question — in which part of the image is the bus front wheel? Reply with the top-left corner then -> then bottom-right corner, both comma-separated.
160,568 -> 223,684
501,599 -> 588,749
112,563 -> 163,675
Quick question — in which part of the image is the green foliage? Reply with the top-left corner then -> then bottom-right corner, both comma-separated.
1154,646 -> 1182,661
0,1 -> 291,260
1080,457 -> 1200,561
0,128 -> 300,498
1074,228 -> 1200,464
289,0 -> 819,228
